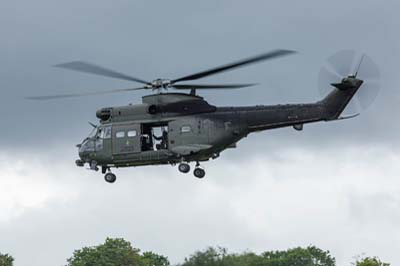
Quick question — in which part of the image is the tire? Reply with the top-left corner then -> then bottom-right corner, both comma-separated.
193,168 -> 205,179
104,173 -> 117,183
178,163 -> 190,174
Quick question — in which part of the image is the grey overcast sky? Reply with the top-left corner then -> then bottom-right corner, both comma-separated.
0,0 -> 399,265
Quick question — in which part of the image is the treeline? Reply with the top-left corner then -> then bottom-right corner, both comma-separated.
0,238 -> 390,266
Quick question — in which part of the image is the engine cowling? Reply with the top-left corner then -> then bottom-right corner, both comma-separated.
96,108 -> 112,121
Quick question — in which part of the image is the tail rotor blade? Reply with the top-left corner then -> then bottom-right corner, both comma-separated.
318,66 -> 341,97
327,50 -> 357,77
355,54 -> 380,80
318,50 -> 381,112
357,81 -> 381,109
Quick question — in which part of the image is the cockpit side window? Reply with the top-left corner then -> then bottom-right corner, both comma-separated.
103,126 -> 112,139
97,128 -> 103,138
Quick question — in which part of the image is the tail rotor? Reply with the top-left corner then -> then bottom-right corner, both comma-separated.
318,50 -> 381,113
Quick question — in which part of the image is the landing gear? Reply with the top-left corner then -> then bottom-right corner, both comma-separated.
104,172 -> 116,183
177,161 -> 206,178
193,167 -> 206,178
178,163 -> 190,173
193,162 -> 206,178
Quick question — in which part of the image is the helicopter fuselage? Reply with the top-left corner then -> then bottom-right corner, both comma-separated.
77,79 -> 362,176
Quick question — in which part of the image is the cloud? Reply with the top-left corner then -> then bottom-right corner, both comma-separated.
0,145 -> 399,266
0,152 -> 79,223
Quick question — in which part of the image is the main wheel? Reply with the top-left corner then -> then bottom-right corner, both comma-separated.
178,163 -> 191,174
104,173 -> 117,183
193,168 -> 206,179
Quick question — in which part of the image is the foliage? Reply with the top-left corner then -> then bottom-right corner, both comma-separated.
261,246 -> 336,266
0,253 -> 14,266
64,238 -> 391,266
353,256 -> 390,266
141,251 -> 170,266
65,238 -> 169,266
180,245 -> 335,266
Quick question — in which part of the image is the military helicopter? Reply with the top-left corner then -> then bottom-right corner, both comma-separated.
28,49 -> 380,183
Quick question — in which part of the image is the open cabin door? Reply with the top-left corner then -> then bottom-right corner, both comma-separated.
112,124 -> 141,154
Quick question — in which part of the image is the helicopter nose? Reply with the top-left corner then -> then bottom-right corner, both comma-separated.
76,147 -> 91,167
76,140 -> 91,165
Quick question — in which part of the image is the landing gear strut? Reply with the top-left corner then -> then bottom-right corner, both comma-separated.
104,172 -> 117,183
178,163 -> 190,173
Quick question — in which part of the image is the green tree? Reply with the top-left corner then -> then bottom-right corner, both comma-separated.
180,247 -> 229,266
0,253 -> 14,266
353,256 -> 390,266
180,246 -> 335,266
66,238 -> 169,266
142,252 -> 170,266
261,246 -> 335,266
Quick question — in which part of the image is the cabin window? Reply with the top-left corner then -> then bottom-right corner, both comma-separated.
103,126 -> 112,139
116,131 -> 125,138
181,125 -> 192,133
127,130 -> 137,137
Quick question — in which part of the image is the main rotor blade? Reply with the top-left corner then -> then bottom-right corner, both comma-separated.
172,49 -> 296,83
172,83 -> 257,89
25,87 -> 146,100
54,61 -> 150,84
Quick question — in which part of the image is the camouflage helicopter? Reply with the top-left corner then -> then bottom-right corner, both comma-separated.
28,49 -> 380,183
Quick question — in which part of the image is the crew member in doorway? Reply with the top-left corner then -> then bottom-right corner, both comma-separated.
153,129 -> 168,149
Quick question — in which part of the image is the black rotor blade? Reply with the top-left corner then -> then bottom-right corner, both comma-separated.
172,83 -> 257,90
172,49 -> 296,83
25,87 -> 146,100
54,61 -> 150,84
356,54 -> 380,80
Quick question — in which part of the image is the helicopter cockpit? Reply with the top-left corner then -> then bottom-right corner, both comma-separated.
79,125 -> 111,154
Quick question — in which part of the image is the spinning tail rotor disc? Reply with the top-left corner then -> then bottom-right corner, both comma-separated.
318,50 -> 381,113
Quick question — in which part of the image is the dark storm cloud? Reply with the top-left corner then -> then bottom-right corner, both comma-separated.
0,0 -> 399,149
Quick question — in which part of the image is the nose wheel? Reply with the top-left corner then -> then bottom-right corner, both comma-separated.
104,172 -> 117,183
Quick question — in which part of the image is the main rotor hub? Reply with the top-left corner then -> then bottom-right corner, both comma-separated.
148,79 -> 172,90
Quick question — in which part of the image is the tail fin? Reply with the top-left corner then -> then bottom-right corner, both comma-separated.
319,77 -> 363,120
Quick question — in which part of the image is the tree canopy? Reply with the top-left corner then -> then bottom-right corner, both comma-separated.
65,238 -> 169,266
353,256 -> 390,266
180,245 -> 336,266
0,253 -> 14,266
2,239 -> 391,266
